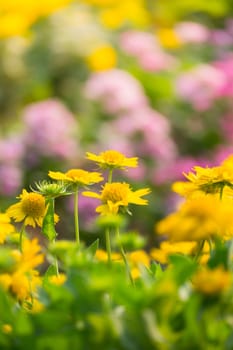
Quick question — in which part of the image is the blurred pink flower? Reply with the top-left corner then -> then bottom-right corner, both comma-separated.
214,55 -> 233,96
175,21 -> 209,43
120,30 -> 176,72
175,64 -> 226,110
0,164 -> 22,195
84,69 -> 148,114
152,157 -> 208,185
22,99 -> 79,160
0,136 -> 24,163
220,113 -> 233,141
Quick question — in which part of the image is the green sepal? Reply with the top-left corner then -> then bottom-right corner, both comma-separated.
42,198 -> 57,241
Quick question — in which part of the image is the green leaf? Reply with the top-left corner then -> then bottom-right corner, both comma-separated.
43,265 -> 58,288
86,239 -> 99,257
42,199 -> 57,241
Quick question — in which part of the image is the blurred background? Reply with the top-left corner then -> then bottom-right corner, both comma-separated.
1,0 -> 233,246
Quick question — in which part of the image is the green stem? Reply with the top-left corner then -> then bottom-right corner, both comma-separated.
74,189 -> 80,246
194,239 -> 205,262
105,228 -> 112,264
219,185 -> 224,200
19,222 -> 26,252
108,169 -> 113,183
116,226 -> 134,285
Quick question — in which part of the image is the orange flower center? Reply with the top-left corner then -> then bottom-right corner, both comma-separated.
21,193 -> 45,218
101,183 -> 129,203
66,169 -> 87,180
101,150 -> 125,165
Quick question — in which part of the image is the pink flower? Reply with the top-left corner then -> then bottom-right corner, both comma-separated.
0,164 -> 22,195
22,99 -> 79,160
175,64 -> 226,110
84,69 -> 148,114
175,21 -> 209,43
120,30 -> 176,72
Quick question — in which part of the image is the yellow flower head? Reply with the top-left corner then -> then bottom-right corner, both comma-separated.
86,150 -> 138,170
0,212 -> 15,244
7,189 -> 46,227
49,273 -> 67,286
192,266 -> 231,295
150,241 -> 197,264
83,182 -> 150,214
48,169 -> 103,188
156,196 -> 222,241
95,249 -> 122,262
86,45 -> 117,71
180,163 -> 233,197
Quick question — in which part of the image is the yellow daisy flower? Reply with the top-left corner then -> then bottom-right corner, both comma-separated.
86,150 -> 138,169
192,266 -> 231,295
83,182 -> 150,215
7,189 -> 46,227
86,45 -> 117,72
181,162 -> 233,197
150,241 -> 197,264
0,212 -> 15,244
157,193 -> 233,242
48,169 -> 103,188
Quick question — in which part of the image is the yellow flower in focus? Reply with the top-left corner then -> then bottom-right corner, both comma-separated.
83,182 -> 150,215
192,266 -> 231,295
7,189 -> 46,227
157,28 -> 182,48
49,273 -> 67,286
0,212 -> 15,244
182,163 -> 233,197
86,150 -> 138,169
48,169 -> 103,188
150,241 -> 197,264
86,45 -> 117,71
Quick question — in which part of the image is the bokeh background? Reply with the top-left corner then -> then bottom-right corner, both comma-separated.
1,0 -> 233,245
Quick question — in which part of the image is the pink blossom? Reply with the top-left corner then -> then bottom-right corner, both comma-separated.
84,69 -> 148,114
120,30 -> 176,72
175,64 -> 226,110
214,55 -> 233,96
152,157 -> 208,185
0,136 -> 24,163
22,99 -> 79,160
0,164 -> 22,195
175,21 -> 209,43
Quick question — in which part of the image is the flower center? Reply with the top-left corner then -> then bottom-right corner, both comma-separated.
101,150 -> 125,165
66,169 -> 87,180
21,193 -> 46,218
101,183 -> 129,203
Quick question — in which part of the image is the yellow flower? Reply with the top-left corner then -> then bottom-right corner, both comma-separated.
49,273 -> 67,286
157,28 -> 182,48
95,249 -> 122,262
18,238 -> 44,272
156,196 -> 225,241
178,161 -> 233,198
48,169 -> 103,188
150,241 -> 197,264
86,150 -> 138,170
0,212 -> 15,244
86,45 -> 117,71
128,250 -> 150,279
192,266 -> 231,295
7,189 -> 46,227
2,324 -> 12,334
83,182 -> 150,214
